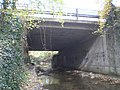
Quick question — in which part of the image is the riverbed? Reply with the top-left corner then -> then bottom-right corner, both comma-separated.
37,70 -> 120,90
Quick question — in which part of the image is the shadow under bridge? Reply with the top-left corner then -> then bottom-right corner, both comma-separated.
27,19 -> 99,69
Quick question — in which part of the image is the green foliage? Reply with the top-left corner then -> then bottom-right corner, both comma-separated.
97,0 -> 113,34
97,0 -> 120,36
25,0 -> 64,29
113,7 -> 120,28
29,51 -> 58,65
0,0 -> 63,89
0,13 -> 26,90
2,0 -> 17,9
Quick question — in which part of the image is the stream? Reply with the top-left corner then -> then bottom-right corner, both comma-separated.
37,69 -> 120,90
28,51 -> 120,90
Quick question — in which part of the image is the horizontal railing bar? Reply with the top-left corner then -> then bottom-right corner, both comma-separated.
0,2 -> 99,20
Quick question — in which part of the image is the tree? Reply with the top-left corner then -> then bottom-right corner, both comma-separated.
97,0 -> 114,33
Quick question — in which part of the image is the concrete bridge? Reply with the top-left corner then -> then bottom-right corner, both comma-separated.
27,8 -> 120,75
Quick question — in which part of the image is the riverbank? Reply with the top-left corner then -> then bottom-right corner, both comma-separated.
22,66 -> 120,90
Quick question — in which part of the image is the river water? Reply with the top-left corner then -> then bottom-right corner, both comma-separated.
28,52 -> 120,90
38,70 -> 120,90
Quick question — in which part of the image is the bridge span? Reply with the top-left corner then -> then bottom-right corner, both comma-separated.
28,19 -> 98,51
27,8 -> 120,75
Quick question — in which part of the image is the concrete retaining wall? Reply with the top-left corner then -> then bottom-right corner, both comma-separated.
52,28 -> 120,75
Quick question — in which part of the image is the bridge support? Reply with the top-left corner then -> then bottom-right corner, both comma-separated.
52,29 -> 120,75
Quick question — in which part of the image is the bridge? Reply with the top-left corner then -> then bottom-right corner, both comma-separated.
26,6 -> 120,75
26,6 -> 99,50
3,3 -> 118,75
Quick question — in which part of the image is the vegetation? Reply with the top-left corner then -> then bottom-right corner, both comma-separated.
0,13 -> 25,90
0,0 -> 120,89
98,0 -> 120,33
29,51 -> 58,65
0,0 -> 63,90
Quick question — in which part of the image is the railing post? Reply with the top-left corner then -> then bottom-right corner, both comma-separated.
76,8 -> 78,20
52,6 -> 54,18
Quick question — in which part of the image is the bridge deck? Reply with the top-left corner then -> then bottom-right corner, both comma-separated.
0,2 -> 100,51
27,19 -> 99,51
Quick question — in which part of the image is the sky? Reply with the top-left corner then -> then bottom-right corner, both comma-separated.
63,0 -> 120,10
0,0 -> 120,10
17,0 -> 120,10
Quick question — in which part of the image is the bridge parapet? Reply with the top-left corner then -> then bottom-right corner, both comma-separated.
0,2 -> 99,21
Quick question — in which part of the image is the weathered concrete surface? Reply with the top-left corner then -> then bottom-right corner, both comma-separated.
52,28 -> 120,75
105,29 -> 120,75
81,29 -> 120,75
27,20 -> 98,51
52,35 -> 99,69
27,19 -> 120,75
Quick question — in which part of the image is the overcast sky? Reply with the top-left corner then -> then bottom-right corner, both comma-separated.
63,0 -> 120,10
0,0 -> 120,10
17,0 -> 120,10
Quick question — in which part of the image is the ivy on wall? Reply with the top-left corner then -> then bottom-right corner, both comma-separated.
0,0 -> 63,89
97,0 -> 113,34
0,13 -> 26,90
98,0 -> 120,33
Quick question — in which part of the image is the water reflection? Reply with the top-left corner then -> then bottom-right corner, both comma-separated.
38,71 -> 120,90
39,75 -> 60,86
29,51 -> 120,90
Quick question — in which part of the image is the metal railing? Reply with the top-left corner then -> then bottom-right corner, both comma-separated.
0,2 -> 99,21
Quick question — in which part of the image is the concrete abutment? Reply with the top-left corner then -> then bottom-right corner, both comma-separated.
52,29 -> 120,75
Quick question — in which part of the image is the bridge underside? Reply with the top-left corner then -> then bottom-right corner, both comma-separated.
27,20 -> 120,75
27,20 -> 98,51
